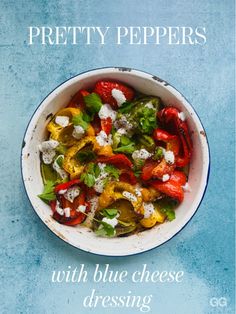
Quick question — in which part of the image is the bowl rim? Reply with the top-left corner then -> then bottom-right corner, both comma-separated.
21,66 -> 210,256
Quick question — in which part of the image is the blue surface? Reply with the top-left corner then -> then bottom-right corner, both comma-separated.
0,1 -> 235,313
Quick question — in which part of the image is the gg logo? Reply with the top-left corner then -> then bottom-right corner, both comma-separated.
209,297 -> 227,307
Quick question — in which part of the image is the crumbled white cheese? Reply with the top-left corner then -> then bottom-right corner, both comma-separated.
164,150 -> 175,164
143,202 -> 155,218
77,205 -> 87,213
182,182 -> 192,192
52,155 -> 68,180
96,130 -> 113,147
39,140 -> 59,164
58,189 -> 67,195
122,191 -> 137,202
64,207 -> 71,218
41,150 -> 56,164
39,140 -> 59,152
55,116 -> 69,127
98,104 -> 117,122
55,201 -> 64,216
72,125 -> 85,139
111,88 -> 126,107
135,187 -> 142,197
145,102 -> 155,109
132,149 -> 152,160
117,128 -> 127,135
102,216 -> 119,228
88,196 -> 99,213
93,163 -> 109,193
114,114 -> 133,132
178,112 -> 186,121
64,187 -> 80,203
162,174 -> 170,182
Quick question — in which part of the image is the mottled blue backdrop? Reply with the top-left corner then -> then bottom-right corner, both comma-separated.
0,1 -> 235,313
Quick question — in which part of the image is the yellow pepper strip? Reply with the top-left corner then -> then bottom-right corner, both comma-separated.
47,107 -> 95,147
63,136 -> 97,179
47,108 -> 82,142
141,187 -> 161,202
99,182 -> 143,213
140,205 -> 166,228
96,145 -> 114,157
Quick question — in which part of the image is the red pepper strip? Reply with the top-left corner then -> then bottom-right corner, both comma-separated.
150,180 -> 184,203
152,128 -> 180,156
52,192 -> 89,226
91,114 -> 102,135
141,159 -> 175,181
120,170 -> 137,185
50,200 -> 57,213
170,171 -> 187,186
54,179 -> 80,193
96,154 -> 133,169
151,159 -> 175,179
67,89 -> 89,109
141,160 -> 159,181
158,107 -> 192,167
101,117 -> 112,135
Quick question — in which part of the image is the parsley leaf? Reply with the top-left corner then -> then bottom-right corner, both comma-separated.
118,101 -> 135,114
153,147 -> 164,161
95,221 -> 116,237
138,107 -> 157,134
38,180 -> 56,203
104,165 -> 120,180
84,93 -> 102,114
158,199 -> 177,221
80,163 -> 101,187
102,208 -> 118,219
114,143 -> 136,154
72,113 -> 89,130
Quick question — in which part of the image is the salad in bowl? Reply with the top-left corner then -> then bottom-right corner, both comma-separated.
38,79 -> 192,238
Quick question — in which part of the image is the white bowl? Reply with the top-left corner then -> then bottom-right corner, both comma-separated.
21,67 -> 210,256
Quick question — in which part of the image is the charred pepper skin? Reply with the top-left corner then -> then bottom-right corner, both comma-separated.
158,107 -> 192,167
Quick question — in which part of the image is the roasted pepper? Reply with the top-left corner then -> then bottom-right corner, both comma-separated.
158,107 -> 192,167
63,136 -> 98,179
99,182 -> 143,213
97,154 -> 133,169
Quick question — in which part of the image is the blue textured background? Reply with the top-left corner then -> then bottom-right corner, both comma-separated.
0,1 -> 235,313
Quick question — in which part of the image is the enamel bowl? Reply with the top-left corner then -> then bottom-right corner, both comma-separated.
21,67 -> 210,256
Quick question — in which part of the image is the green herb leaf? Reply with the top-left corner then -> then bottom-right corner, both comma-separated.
72,113 -> 89,130
80,173 -> 95,188
84,93 -> 102,114
120,135 -> 132,146
38,180 -> 56,203
158,199 -> 177,221
55,155 -> 64,167
165,209 -> 175,221
80,163 -> 101,187
114,143 -> 136,154
153,147 -> 164,161
104,165 -> 120,180
95,222 -> 116,237
138,107 -> 157,134
102,208 -> 118,219
118,101 -> 135,114
76,150 -> 96,163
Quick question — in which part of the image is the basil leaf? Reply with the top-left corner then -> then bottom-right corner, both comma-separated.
84,93 -> 102,114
